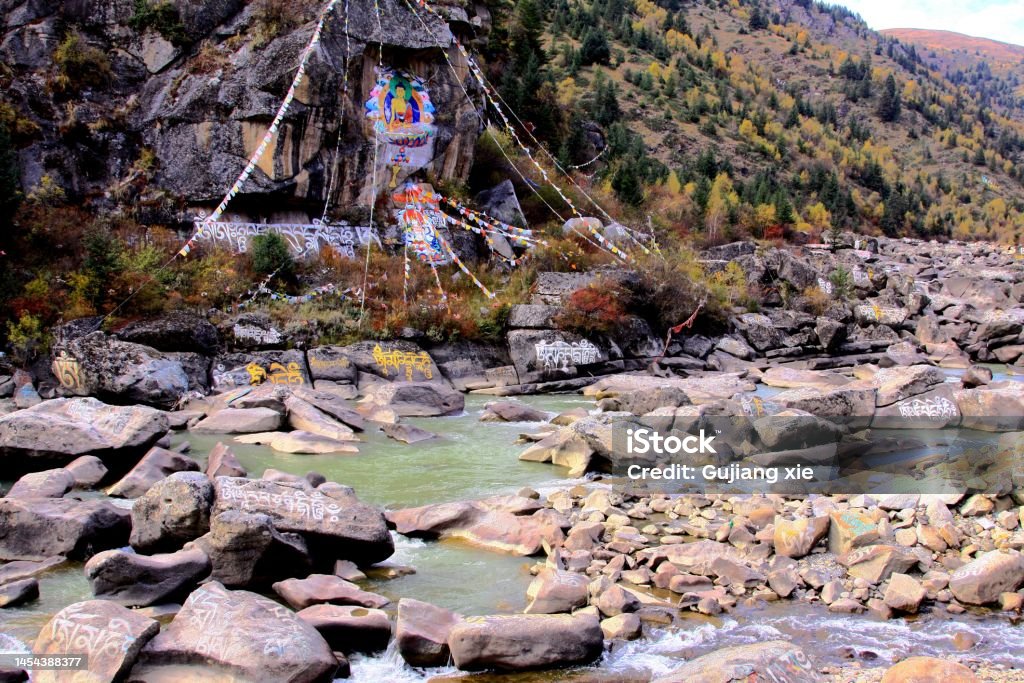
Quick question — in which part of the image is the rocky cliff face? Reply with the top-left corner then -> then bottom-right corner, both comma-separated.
2,0 -> 488,224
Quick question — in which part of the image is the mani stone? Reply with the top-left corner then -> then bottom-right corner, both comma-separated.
774,515 -> 830,558
212,477 -> 394,566
948,550 -> 1024,605
32,600 -> 159,683
136,582 -> 337,683
828,510 -> 880,555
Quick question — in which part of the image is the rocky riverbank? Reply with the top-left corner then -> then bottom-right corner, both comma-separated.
0,234 -> 1023,681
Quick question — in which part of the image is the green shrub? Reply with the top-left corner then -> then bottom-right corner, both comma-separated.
53,33 -> 112,92
6,313 -> 48,365
129,0 -> 190,46
250,232 -> 295,279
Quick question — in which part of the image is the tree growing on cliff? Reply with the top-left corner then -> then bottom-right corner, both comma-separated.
877,74 -> 901,122
251,232 -> 295,280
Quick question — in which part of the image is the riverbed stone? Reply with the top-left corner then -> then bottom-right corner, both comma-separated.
362,381 -> 464,417
396,598 -> 461,667
192,407 -> 283,434
880,657 -> 980,683
5,468 -> 75,499
292,387 -> 365,430
948,550 -> 1024,605
213,477 -> 393,566
601,613 -> 641,640
32,599 -> 159,683
480,400 -> 548,423
65,455 -> 108,488
107,447 -> 200,498
296,604 -> 392,654
273,574 -> 390,611
0,497 -> 130,561
189,510 -> 311,588
448,613 -> 603,671
0,578 -> 38,608
380,422 -> 437,444
130,471 -> 214,553
774,515 -> 830,558
0,397 -> 169,467
205,442 -> 247,478
829,510 -> 880,554
838,545 -> 918,583
651,640 -> 820,683
884,572 -> 926,613
137,582 -> 337,683
84,547 -> 211,607
285,395 -> 358,442
524,568 -> 589,614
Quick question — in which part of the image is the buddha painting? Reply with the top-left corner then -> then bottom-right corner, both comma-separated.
365,67 -> 438,187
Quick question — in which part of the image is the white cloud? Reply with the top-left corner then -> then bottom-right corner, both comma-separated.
836,0 -> 1024,46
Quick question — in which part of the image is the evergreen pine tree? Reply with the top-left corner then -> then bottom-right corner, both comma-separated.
877,74 -> 901,122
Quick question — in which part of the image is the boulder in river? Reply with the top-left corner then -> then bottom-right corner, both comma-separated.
130,471 -> 214,553
0,397 -> 168,469
5,468 -> 75,499
447,613 -> 603,671
480,400 -> 548,423
380,422 -> 437,444
273,574 -> 390,610
0,578 -> 39,608
362,381 -> 465,417
189,510 -> 311,589
837,545 -> 918,583
948,550 -> 1024,605
0,497 -> 130,561
213,477 -> 394,566
285,395 -> 358,442
879,656 -> 980,683
135,582 -> 337,683
396,598 -> 462,667
192,407 -> 283,434
773,515 -> 830,559
65,455 -> 109,488
296,604 -> 392,654
651,640 -> 820,683
107,446 -> 200,498
32,599 -> 159,683
84,547 -> 211,607
524,568 -> 589,614
205,442 -> 247,478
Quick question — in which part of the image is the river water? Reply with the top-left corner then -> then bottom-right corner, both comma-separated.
2,381 -> 1023,680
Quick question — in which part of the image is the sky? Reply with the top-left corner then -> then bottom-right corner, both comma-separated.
836,0 -> 1024,47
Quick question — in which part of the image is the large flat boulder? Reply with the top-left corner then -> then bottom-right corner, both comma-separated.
32,600 -> 159,683
115,312 -> 220,356
0,398 -> 168,469
130,471 -> 214,553
85,547 -> 211,607
136,582 -> 337,683
284,395 -> 358,441
362,381 -> 465,417
192,407 -> 283,434
213,477 -> 393,566
0,497 -> 130,561
448,613 -> 602,671
273,574 -> 390,610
